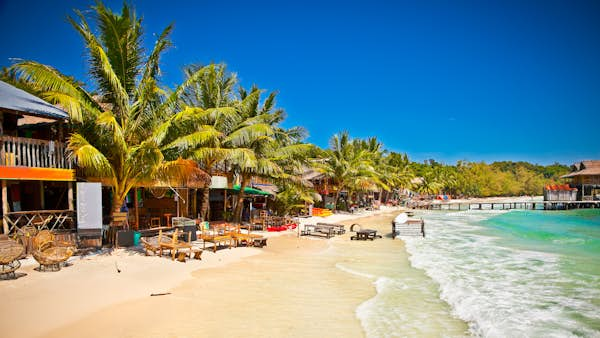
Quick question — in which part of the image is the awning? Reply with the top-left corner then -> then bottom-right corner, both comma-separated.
0,80 -> 69,120
231,185 -> 272,196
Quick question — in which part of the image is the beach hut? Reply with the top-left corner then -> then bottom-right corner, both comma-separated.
561,160 -> 600,201
85,159 -> 211,229
0,80 -> 75,235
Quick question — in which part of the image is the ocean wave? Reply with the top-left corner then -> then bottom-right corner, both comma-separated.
404,210 -> 600,337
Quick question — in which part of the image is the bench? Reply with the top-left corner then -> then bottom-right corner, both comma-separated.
252,237 -> 268,248
301,224 -> 334,238
350,229 -> 382,241
316,222 -> 346,235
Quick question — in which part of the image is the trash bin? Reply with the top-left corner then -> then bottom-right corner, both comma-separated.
182,225 -> 196,241
133,231 -> 141,246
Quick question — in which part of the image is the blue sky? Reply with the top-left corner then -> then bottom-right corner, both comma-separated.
1,0 -> 599,165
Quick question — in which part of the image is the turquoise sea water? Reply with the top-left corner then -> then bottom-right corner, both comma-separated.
403,209 -> 600,337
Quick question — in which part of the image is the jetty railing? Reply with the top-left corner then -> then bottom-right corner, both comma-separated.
411,200 -> 600,211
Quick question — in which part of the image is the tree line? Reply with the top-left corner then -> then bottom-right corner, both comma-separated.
2,2 -> 571,217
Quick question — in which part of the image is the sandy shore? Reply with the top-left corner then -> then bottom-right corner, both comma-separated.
0,207 -> 404,338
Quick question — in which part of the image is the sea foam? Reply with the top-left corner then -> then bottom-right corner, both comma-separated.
404,210 -> 600,337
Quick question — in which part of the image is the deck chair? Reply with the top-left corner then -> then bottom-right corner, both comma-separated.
230,224 -> 267,247
200,224 -> 234,252
159,229 -> 193,261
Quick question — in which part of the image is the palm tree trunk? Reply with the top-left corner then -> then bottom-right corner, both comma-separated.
200,187 -> 210,221
234,175 -> 248,223
111,185 -> 127,223
333,190 -> 340,212
199,169 -> 213,221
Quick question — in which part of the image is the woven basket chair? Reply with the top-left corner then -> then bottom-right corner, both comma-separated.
0,240 -> 25,279
16,225 -> 39,255
31,231 -> 75,272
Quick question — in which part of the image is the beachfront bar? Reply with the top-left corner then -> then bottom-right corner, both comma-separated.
0,80 -> 75,235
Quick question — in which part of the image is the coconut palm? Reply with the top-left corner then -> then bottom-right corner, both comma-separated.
230,86 -> 312,222
176,63 -> 244,220
319,132 -> 383,211
10,2 -> 213,214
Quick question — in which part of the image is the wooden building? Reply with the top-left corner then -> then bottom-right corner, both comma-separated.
0,80 -> 75,234
543,184 -> 577,202
561,160 -> 600,201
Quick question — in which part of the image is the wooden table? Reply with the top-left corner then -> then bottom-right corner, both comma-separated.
351,229 -> 381,241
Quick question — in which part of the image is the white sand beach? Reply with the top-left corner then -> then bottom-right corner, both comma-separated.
0,207 -> 408,338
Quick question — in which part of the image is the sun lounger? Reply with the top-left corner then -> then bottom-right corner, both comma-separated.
301,224 -> 334,238
316,222 -> 346,235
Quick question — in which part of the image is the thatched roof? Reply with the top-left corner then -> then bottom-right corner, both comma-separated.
562,160 -> 600,178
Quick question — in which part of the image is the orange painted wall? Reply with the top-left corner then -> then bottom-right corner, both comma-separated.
0,166 -> 75,181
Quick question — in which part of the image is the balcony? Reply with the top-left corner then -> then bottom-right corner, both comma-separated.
0,135 -> 71,169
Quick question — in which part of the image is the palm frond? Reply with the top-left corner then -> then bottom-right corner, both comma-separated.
10,61 -> 100,121
67,133 -> 114,177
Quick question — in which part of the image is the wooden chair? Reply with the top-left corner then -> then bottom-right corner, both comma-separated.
230,224 -> 267,247
200,224 -> 233,253
150,217 -> 161,228
159,230 -> 193,261
112,212 -> 129,229
252,210 -> 268,231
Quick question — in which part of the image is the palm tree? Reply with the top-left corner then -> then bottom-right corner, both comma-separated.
177,63 -> 241,220
379,152 -> 414,203
415,167 -> 443,196
230,86 -> 312,222
11,2 -> 212,215
319,132 -> 382,211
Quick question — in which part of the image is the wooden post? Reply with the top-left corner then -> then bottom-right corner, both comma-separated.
224,189 -> 228,216
134,187 -> 139,230
2,180 -> 8,234
191,189 -> 197,219
40,181 -> 45,209
67,181 -> 74,210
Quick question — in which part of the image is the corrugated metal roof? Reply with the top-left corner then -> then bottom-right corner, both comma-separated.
0,80 -> 68,120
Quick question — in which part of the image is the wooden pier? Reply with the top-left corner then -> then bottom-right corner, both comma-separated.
414,200 -> 600,211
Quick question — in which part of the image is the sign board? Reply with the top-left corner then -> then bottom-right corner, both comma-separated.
77,182 -> 102,230
210,176 -> 228,189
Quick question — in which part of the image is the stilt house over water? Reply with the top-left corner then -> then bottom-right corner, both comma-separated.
561,160 -> 600,201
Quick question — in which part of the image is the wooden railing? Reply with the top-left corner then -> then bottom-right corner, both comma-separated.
0,136 -> 71,169
2,209 -> 75,235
